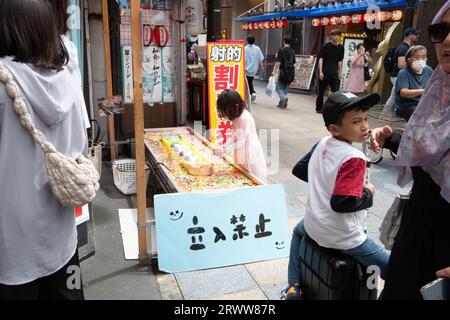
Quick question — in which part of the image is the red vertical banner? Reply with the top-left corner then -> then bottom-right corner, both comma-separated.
207,41 -> 245,145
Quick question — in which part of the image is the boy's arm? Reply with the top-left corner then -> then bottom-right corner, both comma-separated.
330,158 -> 373,213
330,189 -> 373,213
292,143 -> 319,182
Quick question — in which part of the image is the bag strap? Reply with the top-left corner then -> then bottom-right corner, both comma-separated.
0,61 -> 56,154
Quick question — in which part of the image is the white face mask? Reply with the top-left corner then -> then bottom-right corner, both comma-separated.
411,59 -> 427,71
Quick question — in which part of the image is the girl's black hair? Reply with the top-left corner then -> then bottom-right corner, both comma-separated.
0,0 -> 69,71
216,90 -> 246,121
48,0 -> 70,36
356,43 -> 365,50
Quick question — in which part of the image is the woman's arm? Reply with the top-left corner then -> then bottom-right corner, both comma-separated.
399,88 -> 425,99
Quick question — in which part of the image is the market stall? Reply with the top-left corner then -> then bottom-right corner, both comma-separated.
144,127 -> 263,194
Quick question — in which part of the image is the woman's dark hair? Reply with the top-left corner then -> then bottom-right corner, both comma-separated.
48,0 -> 70,35
356,43 -> 365,50
247,35 -> 255,45
216,90 -> 246,121
0,0 -> 69,71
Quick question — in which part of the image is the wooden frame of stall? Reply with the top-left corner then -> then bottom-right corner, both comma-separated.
102,0 -> 147,264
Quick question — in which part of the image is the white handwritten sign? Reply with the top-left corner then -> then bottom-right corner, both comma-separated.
154,184 -> 290,273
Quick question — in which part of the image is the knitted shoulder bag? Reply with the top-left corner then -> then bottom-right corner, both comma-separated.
0,61 -> 99,207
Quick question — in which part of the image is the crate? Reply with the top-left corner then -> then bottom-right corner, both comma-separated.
112,159 -> 150,195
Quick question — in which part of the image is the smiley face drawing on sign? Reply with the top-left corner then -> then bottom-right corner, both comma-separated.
169,210 -> 184,221
275,241 -> 286,250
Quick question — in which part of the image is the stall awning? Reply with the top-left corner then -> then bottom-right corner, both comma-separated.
235,0 -> 414,23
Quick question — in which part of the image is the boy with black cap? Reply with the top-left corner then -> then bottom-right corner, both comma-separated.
281,91 -> 390,300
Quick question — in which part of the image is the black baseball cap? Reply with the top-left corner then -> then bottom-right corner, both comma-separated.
322,91 -> 380,127
404,28 -> 421,37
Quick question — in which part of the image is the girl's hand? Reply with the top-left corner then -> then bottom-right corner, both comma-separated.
370,126 -> 393,153
436,267 -> 450,278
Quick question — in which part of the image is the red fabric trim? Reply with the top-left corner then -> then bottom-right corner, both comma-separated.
332,158 -> 366,197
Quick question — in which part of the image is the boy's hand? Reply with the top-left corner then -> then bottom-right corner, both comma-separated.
370,126 -> 393,153
364,182 -> 376,195
436,267 -> 450,278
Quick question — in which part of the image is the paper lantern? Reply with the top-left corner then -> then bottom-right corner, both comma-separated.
248,23 -> 253,30
154,25 -> 169,47
330,16 -> 340,25
312,19 -> 321,27
258,22 -> 264,29
241,24 -> 247,30
339,15 -> 350,25
264,21 -> 270,29
276,20 -> 283,28
270,21 -> 277,28
351,14 -> 363,24
321,17 -> 330,26
282,20 -> 288,28
143,24 -> 153,46
253,22 -> 259,29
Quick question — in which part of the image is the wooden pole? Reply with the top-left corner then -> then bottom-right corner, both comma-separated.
101,0 -> 117,160
130,0 -> 148,265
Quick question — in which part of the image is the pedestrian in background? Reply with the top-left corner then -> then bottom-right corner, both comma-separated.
271,35 -> 295,109
345,43 -> 372,95
316,29 -> 344,113
394,45 -> 433,121
245,35 -> 265,102
383,28 -> 421,112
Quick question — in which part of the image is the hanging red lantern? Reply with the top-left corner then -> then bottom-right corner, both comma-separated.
276,20 -> 283,28
270,21 -> 277,28
282,20 -> 288,28
351,14 -> 363,24
321,17 -> 330,26
248,23 -> 253,30
143,24 -> 153,46
340,15 -> 350,25
264,21 -> 270,29
153,25 -> 169,47
253,22 -> 259,29
258,22 -> 264,29
330,16 -> 339,25
241,23 -> 247,31
384,11 -> 393,21
312,19 -> 321,27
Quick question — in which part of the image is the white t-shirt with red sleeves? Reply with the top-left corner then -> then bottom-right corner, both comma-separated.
303,136 -> 368,250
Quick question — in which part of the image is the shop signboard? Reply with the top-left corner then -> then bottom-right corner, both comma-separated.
122,45 -> 174,104
207,40 -> 246,145
121,45 -> 134,104
154,184 -> 290,273
340,37 -> 365,91
290,55 -> 317,91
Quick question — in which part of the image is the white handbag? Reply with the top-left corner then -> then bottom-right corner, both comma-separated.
379,193 -> 410,250
0,61 -> 100,207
